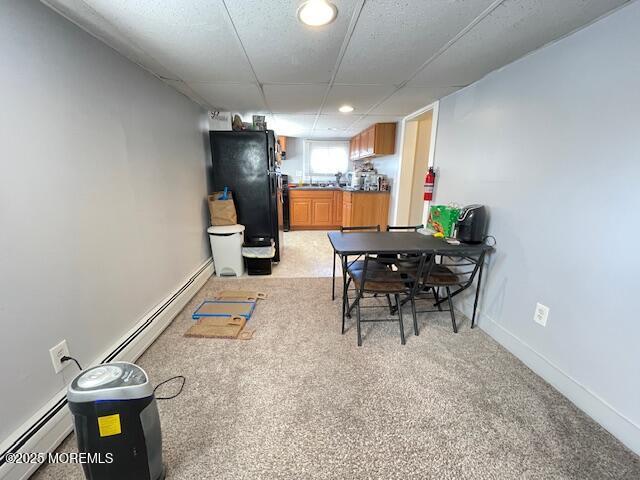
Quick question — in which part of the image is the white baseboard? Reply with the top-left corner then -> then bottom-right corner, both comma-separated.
0,258 -> 213,480
473,308 -> 640,456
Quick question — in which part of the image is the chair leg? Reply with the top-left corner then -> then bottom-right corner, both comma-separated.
341,258 -> 348,333
341,292 -> 347,335
355,294 -> 363,347
332,253 -> 336,301
386,294 -> 394,315
446,286 -> 458,333
395,294 -> 406,345
411,296 -> 418,336
345,277 -> 352,319
434,287 -> 442,311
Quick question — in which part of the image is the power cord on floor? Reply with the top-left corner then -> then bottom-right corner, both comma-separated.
154,376 -> 186,400
61,356 -> 83,371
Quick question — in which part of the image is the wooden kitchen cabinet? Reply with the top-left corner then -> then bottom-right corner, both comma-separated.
361,126 -> 374,157
278,136 -> 287,152
290,196 -> 312,227
333,191 -> 343,225
349,135 -> 361,161
349,123 -> 396,160
342,191 -> 390,230
289,189 -> 389,230
312,198 -> 333,226
342,195 -> 352,228
289,190 -> 341,229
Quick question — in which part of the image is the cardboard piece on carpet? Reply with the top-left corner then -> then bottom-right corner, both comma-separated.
192,300 -> 255,320
216,290 -> 267,302
237,328 -> 255,340
184,316 -> 246,339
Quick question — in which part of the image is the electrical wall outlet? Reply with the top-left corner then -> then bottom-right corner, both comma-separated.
534,303 -> 550,327
49,340 -> 70,373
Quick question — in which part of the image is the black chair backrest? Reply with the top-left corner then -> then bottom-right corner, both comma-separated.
341,225 -> 380,232
386,225 -> 423,232
357,252 -> 427,295
423,252 -> 486,288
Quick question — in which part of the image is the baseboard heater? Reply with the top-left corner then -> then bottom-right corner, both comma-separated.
0,259 -> 212,470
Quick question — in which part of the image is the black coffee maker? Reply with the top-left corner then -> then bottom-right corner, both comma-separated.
454,205 -> 487,244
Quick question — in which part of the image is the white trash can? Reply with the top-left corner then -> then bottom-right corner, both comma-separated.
207,224 -> 245,277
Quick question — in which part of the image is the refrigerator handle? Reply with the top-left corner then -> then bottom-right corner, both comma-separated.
268,145 -> 275,170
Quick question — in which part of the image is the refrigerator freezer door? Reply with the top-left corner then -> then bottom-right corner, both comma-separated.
210,131 -> 271,239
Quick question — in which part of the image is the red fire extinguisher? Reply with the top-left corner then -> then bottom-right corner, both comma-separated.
424,167 -> 436,201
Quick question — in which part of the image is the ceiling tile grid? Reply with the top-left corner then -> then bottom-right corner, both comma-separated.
42,0 -> 632,137
407,0 -> 629,87
370,86 -> 461,116
223,0 -> 362,84
188,83 -> 267,112
322,84 -> 396,115
81,0 -> 256,83
334,0 -> 497,85
264,84 -> 329,114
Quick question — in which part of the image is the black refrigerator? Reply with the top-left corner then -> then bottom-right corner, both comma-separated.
209,130 -> 284,262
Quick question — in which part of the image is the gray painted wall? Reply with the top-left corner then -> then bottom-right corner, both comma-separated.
0,0 -> 210,442
432,2 -> 640,452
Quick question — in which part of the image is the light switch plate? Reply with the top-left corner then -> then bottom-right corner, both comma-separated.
534,303 -> 550,327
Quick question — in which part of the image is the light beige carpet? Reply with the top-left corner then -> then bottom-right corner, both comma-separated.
33,277 -> 639,479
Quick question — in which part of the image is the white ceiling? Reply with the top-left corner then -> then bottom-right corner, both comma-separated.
43,0 -> 629,138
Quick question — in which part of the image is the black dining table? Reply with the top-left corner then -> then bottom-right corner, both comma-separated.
327,231 -> 493,328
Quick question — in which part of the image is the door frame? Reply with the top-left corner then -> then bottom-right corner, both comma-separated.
390,101 -> 439,226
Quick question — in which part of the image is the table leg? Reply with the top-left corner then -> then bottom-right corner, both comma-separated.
471,262 -> 485,329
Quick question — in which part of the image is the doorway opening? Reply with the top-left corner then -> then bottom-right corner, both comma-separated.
393,103 -> 438,227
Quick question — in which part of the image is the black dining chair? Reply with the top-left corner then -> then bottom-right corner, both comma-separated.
331,225 -> 381,301
415,252 -> 486,333
386,224 -> 423,232
378,225 -> 424,265
343,252 -> 427,346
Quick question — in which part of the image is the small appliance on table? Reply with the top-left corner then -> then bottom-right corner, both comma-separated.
67,362 -> 165,480
454,204 -> 488,243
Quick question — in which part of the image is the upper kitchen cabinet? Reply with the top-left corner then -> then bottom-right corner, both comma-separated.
276,136 -> 287,165
349,135 -> 359,161
349,123 -> 396,160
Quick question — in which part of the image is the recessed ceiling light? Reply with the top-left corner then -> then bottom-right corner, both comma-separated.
297,0 -> 338,27
338,105 -> 354,113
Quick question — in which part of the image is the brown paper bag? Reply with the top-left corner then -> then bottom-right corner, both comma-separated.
208,191 -> 237,225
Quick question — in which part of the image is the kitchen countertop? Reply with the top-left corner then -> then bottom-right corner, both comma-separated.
289,186 -> 390,193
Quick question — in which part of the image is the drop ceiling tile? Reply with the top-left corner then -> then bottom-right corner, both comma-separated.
224,0 -> 361,83
322,85 -> 395,115
408,0 -> 628,87
349,115 -> 402,132
370,87 -> 460,115
272,114 -> 317,137
264,84 -> 328,114
162,79 -> 211,108
81,0 -> 254,82
188,83 -> 266,112
314,114 -> 359,131
43,0 -> 177,79
335,0 -> 496,85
